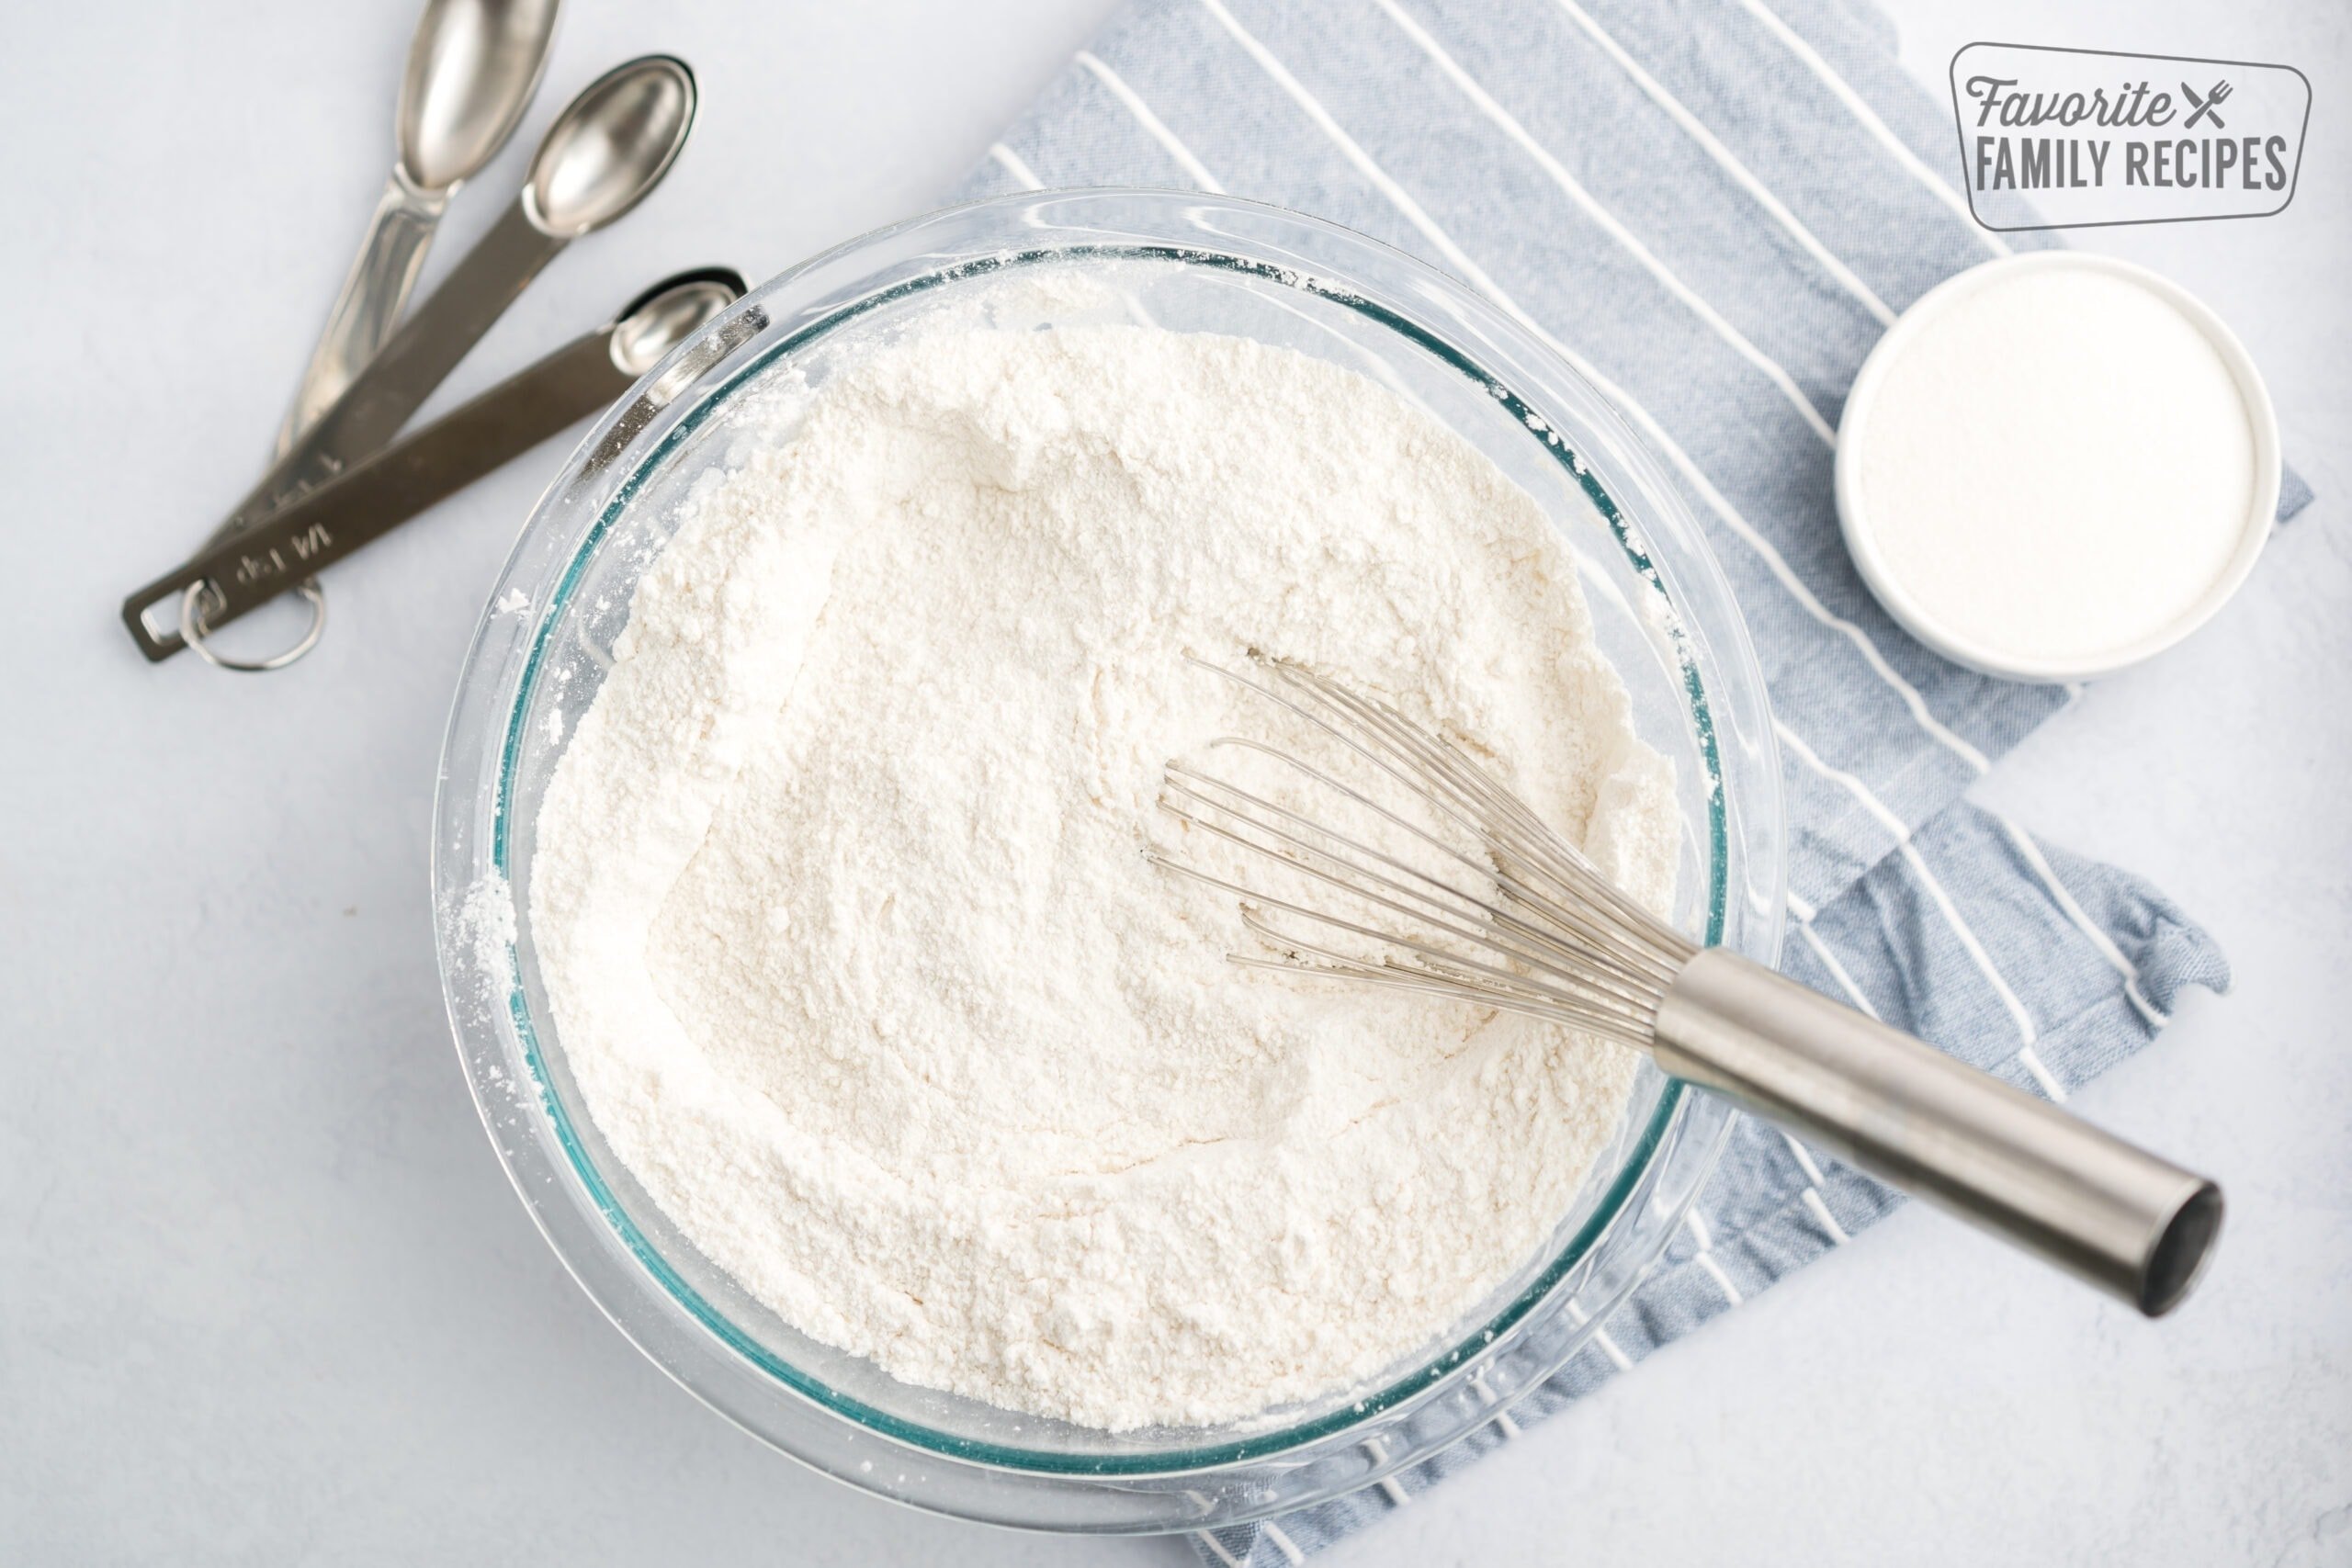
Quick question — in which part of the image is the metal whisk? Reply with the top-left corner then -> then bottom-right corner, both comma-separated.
1156,657 -> 2222,1316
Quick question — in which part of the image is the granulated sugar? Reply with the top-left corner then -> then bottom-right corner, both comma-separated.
527,297 -> 1679,1430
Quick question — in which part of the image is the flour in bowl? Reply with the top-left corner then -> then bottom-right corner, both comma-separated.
527,296 -> 1679,1430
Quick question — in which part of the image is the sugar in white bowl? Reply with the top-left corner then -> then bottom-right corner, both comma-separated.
1835,253 -> 2278,682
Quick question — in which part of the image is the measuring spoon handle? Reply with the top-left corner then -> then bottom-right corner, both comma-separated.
125,327 -> 618,661
273,168 -> 451,457
209,198 -> 565,547
122,265 -> 756,663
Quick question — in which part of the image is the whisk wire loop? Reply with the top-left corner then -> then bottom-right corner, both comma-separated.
1298,671 -> 1681,976
1159,655 -> 1693,1037
1163,761 -> 1666,1014
1156,787 -> 1667,1025
1183,658 -> 1681,974
1227,913 -> 1662,1049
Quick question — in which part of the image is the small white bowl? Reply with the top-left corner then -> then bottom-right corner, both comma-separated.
1835,251 -> 2280,683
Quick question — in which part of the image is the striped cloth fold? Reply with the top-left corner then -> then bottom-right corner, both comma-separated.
949,0 -> 2312,1561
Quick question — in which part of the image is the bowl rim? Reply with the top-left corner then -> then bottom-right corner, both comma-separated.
1833,249 -> 2282,683
434,186 -> 1782,1517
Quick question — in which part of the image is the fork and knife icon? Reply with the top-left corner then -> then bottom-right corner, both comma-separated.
2182,78 -> 2233,130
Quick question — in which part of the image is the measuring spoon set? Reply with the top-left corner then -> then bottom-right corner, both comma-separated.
123,1 -> 746,671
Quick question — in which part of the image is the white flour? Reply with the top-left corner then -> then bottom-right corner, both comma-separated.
528,295 -> 1679,1430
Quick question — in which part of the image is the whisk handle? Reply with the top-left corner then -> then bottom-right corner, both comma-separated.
1651,947 -> 2222,1316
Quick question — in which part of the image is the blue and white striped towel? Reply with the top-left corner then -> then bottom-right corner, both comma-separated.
953,1 -> 2312,1561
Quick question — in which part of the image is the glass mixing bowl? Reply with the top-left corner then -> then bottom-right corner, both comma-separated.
432,189 -> 1784,1532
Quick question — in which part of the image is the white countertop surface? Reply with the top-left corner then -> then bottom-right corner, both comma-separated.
4,0 -> 2346,1562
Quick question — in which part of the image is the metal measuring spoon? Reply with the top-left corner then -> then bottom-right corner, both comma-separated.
182,54 -> 695,671
275,0 -> 563,455
124,267 -> 752,663
210,55 -> 696,549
